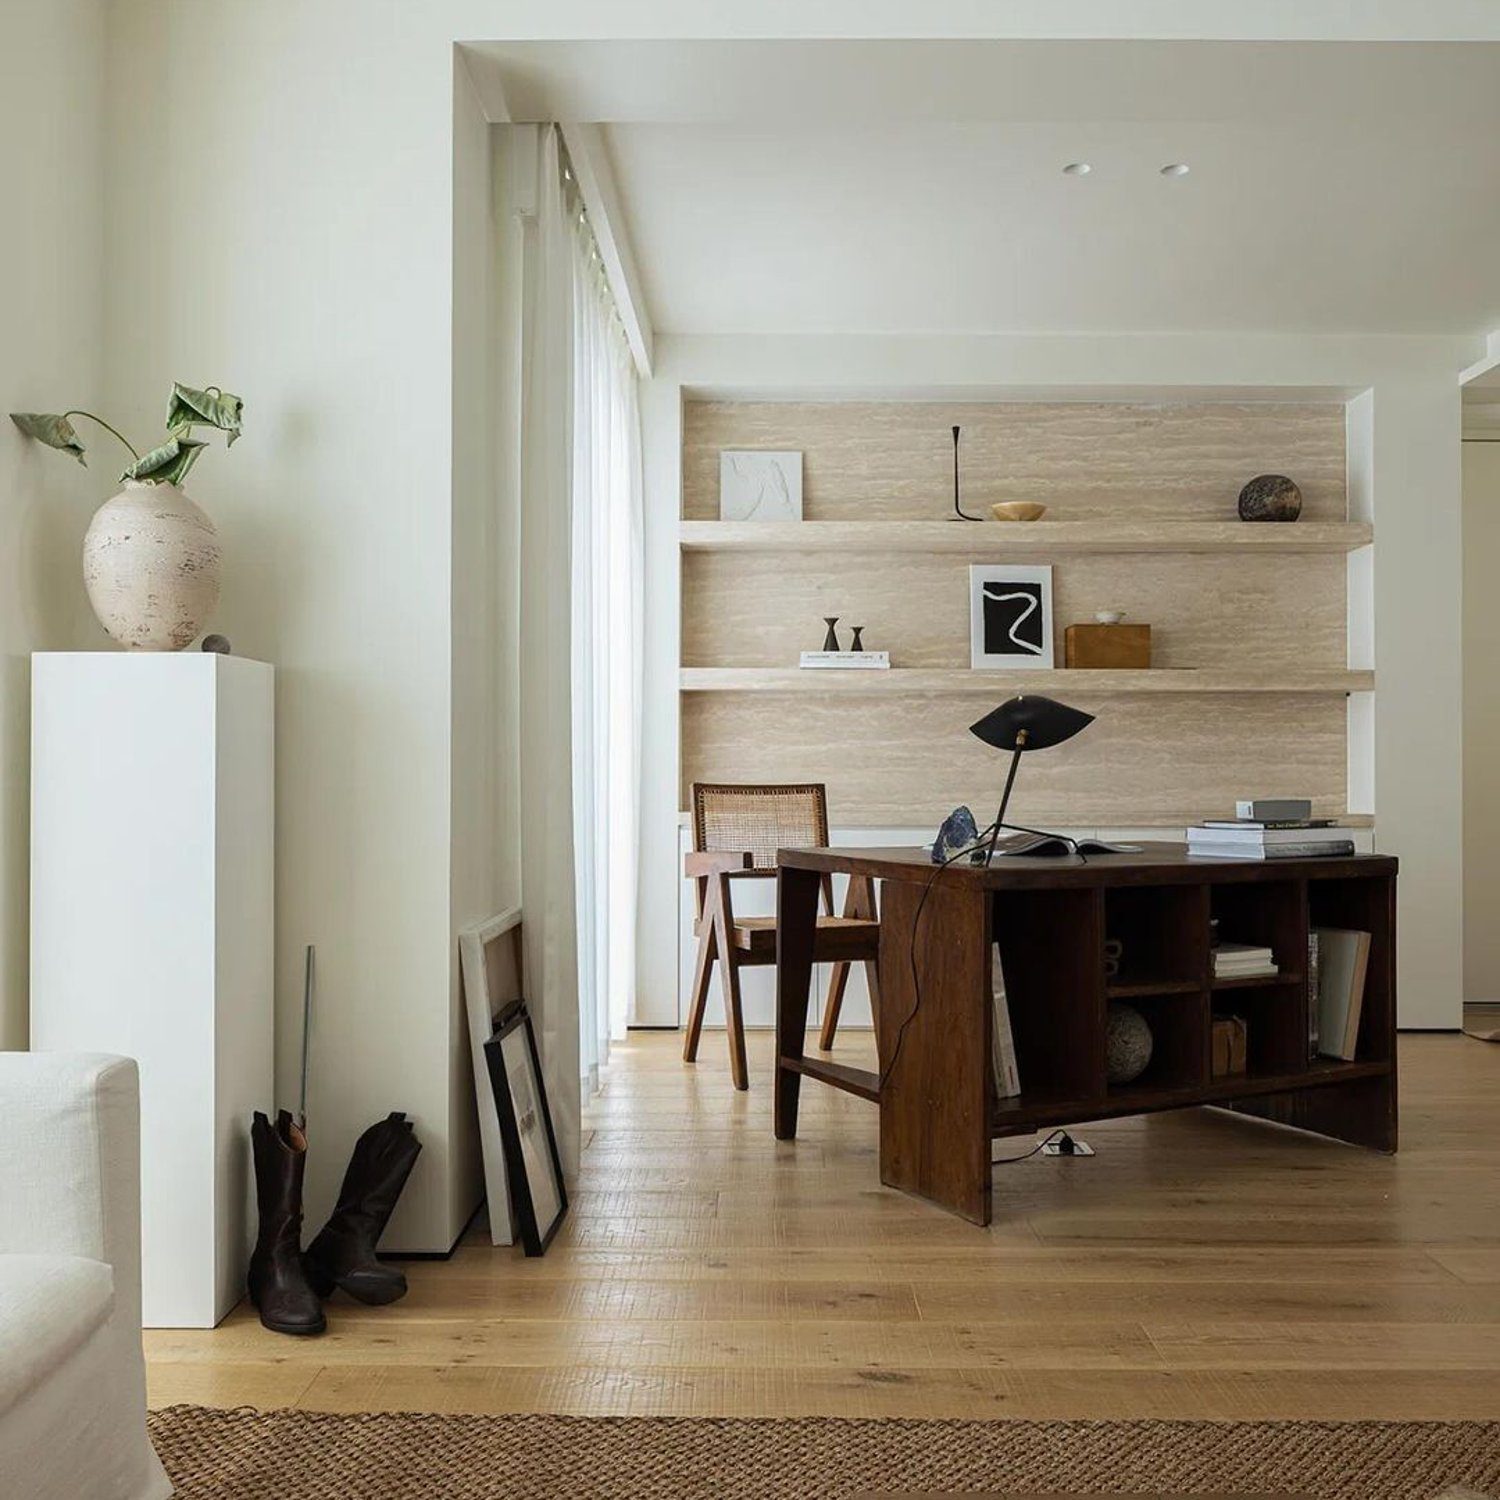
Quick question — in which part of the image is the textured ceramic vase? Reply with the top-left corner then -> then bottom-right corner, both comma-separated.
83,481 -> 221,651
1105,1002 -> 1154,1085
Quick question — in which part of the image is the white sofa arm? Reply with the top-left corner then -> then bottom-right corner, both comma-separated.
0,1053 -> 144,1330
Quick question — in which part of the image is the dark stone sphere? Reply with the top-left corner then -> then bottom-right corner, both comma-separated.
201,633 -> 232,655
1237,473 -> 1302,522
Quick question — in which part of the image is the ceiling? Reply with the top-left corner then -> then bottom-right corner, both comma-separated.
476,40 -> 1500,339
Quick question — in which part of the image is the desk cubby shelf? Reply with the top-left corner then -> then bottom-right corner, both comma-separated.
991,1059 -> 1393,1134
679,520 -> 1373,555
991,867 -> 1396,1139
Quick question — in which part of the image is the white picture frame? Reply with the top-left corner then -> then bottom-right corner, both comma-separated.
719,450 -> 803,521
969,564 -> 1055,669
459,907 -> 523,1246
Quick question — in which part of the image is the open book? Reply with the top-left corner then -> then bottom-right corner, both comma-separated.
990,832 -> 1141,858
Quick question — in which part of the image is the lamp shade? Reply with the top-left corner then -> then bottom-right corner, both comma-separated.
969,694 -> 1094,753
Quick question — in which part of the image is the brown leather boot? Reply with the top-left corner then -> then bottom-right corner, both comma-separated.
303,1112 -> 421,1306
247,1110 -> 326,1335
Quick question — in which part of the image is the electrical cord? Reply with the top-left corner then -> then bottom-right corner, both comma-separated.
878,824 -> 1087,1093
993,1127 -> 1074,1165
877,824 -> 996,1093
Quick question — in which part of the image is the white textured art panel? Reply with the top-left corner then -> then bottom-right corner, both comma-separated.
719,450 -> 803,522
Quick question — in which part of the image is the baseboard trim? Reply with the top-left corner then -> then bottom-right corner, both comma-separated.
379,1197 -> 484,1262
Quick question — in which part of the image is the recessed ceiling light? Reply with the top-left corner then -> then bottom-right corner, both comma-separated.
1062,162 -> 1092,176
1160,162 -> 1190,177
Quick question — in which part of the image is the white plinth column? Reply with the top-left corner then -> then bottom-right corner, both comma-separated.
31,652 -> 273,1327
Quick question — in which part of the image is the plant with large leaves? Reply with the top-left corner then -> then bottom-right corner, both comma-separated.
10,382 -> 244,486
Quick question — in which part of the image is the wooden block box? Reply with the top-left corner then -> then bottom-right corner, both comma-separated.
1065,622 -> 1152,668
1212,1014 -> 1249,1078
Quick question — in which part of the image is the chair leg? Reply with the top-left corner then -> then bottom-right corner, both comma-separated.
818,963 -> 851,1051
720,950 -> 749,1092
708,878 -> 749,1091
820,873 -> 878,1052
683,914 -> 718,1064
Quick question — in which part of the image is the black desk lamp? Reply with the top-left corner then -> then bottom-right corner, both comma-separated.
969,694 -> 1094,864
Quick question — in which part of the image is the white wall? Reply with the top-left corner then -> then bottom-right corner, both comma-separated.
0,0 -> 111,1051
638,333 -> 1476,1031
100,2 -> 472,1248
1463,437 -> 1500,1002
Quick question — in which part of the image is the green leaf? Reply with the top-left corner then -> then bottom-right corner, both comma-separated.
123,436 -> 207,486
9,412 -> 87,464
164,383 -> 243,446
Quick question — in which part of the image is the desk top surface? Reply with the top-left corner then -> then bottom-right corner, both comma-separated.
779,841 -> 1396,888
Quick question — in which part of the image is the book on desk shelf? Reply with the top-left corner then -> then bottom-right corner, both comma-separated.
1213,941 -> 1279,980
990,944 -> 1021,1099
1308,931 -> 1322,1058
1313,927 -> 1371,1061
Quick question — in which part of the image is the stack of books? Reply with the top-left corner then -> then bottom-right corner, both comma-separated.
1186,799 -> 1354,860
798,650 -> 890,669
1214,942 -> 1279,981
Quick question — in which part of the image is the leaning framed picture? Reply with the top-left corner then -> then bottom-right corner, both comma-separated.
969,564 -> 1054,669
459,908 -> 523,1245
482,1001 -> 568,1255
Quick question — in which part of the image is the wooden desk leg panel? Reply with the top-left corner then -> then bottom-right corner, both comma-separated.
876,875 -> 992,1225
774,864 -> 822,1139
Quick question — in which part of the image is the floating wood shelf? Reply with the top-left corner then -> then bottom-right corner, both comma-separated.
679,667 -> 1374,695
679,520 -> 1373,555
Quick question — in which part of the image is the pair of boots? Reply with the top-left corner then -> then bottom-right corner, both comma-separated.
248,1110 -> 421,1336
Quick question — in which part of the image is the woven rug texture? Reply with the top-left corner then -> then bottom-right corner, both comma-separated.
147,1406 -> 1500,1499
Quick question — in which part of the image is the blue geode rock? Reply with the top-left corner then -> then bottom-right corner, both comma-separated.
932,805 -> 979,863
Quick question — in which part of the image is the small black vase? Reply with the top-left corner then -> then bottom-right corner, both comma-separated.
821,617 -> 841,652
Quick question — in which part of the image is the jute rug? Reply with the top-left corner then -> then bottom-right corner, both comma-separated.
148,1406 -> 1500,1499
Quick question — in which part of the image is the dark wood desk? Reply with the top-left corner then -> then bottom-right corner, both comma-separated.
774,843 -> 1397,1225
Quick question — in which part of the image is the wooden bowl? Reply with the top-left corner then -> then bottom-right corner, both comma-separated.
990,502 -> 1048,522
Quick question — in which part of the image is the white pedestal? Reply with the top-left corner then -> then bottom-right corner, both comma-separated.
30,652 -> 274,1328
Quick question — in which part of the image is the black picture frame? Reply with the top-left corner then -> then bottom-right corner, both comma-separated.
482,1000 -> 568,1255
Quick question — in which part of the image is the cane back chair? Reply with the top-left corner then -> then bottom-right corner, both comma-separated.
683,782 -> 881,1090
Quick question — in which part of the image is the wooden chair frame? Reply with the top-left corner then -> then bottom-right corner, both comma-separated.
682,783 -> 880,1090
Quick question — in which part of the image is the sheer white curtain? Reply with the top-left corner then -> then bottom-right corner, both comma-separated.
518,126 -> 583,1177
567,142 -> 644,1094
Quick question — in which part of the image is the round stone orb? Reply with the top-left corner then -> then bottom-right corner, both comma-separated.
1238,473 -> 1303,522
1105,1002 -> 1154,1085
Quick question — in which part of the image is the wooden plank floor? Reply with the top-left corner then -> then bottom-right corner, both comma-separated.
146,1026 -> 1500,1419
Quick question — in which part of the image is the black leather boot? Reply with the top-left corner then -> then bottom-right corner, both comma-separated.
303,1112 -> 421,1306
247,1110 -> 326,1336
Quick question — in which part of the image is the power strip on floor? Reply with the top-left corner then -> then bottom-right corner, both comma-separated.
1041,1136 -> 1095,1157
